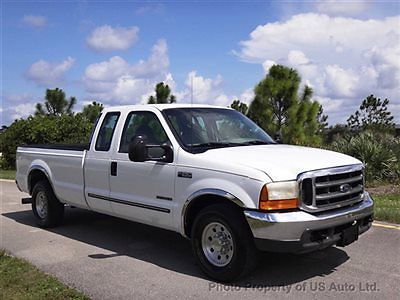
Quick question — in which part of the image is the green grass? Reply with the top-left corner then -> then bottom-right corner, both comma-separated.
0,251 -> 89,300
371,194 -> 400,224
0,169 -> 16,180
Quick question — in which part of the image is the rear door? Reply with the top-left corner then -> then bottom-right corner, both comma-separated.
84,111 -> 120,214
109,109 -> 176,230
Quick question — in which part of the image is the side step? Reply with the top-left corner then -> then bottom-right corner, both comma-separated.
21,198 -> 32,204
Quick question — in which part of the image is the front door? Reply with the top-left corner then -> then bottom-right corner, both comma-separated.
109,110 -> 176,230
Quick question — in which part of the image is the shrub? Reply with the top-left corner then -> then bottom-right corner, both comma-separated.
330,131 -> 400,183
0,114 -> 92,169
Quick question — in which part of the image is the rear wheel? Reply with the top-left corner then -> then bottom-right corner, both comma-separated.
191,203 -> 258,282
32,180 -> 64,227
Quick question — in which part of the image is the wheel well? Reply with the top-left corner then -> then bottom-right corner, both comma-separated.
28,169 -> 49,195
184,194 -> 242,238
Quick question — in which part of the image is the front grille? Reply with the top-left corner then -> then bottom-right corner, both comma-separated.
299,165 -> 364,212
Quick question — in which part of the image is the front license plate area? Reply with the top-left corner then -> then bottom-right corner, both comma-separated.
338,223 -> 359,246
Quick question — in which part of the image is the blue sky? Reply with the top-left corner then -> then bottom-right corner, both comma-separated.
2,1 -> 400,125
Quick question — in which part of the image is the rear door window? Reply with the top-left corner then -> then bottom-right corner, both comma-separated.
95,112 -> 120,151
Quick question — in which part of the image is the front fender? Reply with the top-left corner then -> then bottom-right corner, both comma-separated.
176,172 -> 266,236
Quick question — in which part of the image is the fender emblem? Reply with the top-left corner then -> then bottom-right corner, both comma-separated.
178,171 -> 192,179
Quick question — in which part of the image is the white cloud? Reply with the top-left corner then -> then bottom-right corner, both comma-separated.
22,15 -> 47,28
10,103 -> 36,120
239,88 -> 255,105
315,0 -> 369,16
135,4 -> 165,15
238,13 -> 400,123
314,96 -> 344,113
1,93 -> 38,125
176,71 -> 230,106
85,56 -> 128,82
367,44 -> 400,89
176,72 -> 255,107
262,60 -> 276,73
3,93 -> 34,104
83,39 -> 170,104
25,57 -> 75,86
287,50 -> 310,65
86,25 -> 139,52
132,39 -> 169,77
324,65 -> 359,98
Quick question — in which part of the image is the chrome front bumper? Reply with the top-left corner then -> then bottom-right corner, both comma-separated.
244,192 -> 374,253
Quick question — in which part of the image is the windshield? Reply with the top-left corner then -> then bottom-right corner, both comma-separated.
163,108 -> 275,152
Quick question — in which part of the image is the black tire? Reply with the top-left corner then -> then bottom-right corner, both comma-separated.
31,180 -> 64,228
191,203 -> 258,282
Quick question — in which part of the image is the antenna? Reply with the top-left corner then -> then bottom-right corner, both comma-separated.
190,75 -> 193,106
190,74 -> 193,147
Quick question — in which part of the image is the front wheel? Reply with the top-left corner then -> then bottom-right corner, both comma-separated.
191,203 -> 258,282
32,180 -> 64,228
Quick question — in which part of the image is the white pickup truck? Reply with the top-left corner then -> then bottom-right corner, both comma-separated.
16,104 -> 374,281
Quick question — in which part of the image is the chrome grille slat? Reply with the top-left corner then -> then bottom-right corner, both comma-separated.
314,175 -> 363,188
298,165 -> 364,213
316,195 -> 364,208
315,185 -> 363,201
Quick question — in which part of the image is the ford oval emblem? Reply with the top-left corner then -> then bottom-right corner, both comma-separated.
339,183 -> 351,193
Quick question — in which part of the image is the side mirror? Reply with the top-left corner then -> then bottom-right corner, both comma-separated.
157,143 -> 174,163
128,135 -> 148,162
128,135 -> 173,163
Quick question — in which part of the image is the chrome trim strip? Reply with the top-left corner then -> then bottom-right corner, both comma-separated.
18,149 -> 84,158
87,193 -> 170,213
180,188 -> 245,237
299,164 -> 363,178
244,192 -> 373,241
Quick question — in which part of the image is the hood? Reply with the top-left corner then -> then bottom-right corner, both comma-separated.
196,144 -> 362,181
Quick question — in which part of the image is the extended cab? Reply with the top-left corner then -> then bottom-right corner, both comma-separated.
16,104 -> 374,281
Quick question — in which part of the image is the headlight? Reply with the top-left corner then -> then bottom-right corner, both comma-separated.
259,181 -> 299,211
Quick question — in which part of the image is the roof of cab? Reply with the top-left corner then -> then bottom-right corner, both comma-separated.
101,103 -> 231,113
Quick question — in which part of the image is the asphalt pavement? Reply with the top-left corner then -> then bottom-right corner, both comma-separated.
1,180 -> 399,299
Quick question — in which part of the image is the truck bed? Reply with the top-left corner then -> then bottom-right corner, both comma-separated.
16,145 -> 88,209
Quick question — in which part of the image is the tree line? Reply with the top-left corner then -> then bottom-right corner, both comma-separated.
0,64 -> 397,182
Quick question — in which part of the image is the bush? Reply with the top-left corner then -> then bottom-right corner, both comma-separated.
0,114 -> 92,169
330,131 -> 400,183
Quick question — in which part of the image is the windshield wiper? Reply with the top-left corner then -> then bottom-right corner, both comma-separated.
190,140 -> 272,149
238,140 -> 272,145
190,142 -> 241,149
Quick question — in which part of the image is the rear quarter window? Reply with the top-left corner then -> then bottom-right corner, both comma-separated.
95,112 -> 120,151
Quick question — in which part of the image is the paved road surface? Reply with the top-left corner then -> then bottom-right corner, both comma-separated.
1,180 -> 399,299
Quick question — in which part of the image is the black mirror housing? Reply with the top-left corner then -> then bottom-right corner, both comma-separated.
129,135 -> 148,162
159,143 -> 173,163
128,135 -> 173,163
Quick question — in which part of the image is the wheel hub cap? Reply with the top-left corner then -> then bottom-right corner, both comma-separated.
35,191 -> 48,219
201,222 -> 234,267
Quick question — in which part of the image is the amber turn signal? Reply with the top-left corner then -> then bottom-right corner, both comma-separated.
259,185 -> 299,211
